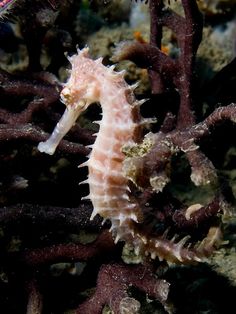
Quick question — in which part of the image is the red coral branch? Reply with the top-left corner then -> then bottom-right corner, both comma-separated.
0,203 -> 101,232
116,0 -> 203,128
76,263 -> 170,314
20,231 -> 116,267
0,124 -> 90,155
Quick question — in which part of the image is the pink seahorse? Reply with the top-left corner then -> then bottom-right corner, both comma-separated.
38,48 -> 212,264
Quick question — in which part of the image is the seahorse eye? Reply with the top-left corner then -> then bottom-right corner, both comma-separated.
61,87 -> 72,105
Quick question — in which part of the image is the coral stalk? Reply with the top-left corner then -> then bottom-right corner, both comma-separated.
20,231 -> 115,267
26,278 -> 43,314
76,263 -> 170,314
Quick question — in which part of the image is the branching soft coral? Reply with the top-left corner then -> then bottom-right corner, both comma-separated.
114,0 -> 236,253
0,0 -> 235,313
1,0 -> 74,71
76,263 -> 170,314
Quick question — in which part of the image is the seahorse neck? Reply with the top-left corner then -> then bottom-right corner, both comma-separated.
96,84 -> 134,138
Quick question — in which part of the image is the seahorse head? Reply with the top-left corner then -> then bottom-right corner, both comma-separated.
61,47 -> 103,111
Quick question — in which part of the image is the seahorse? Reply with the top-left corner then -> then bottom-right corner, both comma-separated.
38,48 -> 216,264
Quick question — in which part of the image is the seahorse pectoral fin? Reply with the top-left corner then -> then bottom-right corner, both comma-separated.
38,101 -> 85,155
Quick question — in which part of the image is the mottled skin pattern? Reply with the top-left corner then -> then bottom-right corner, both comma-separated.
38,48 -> 212,264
